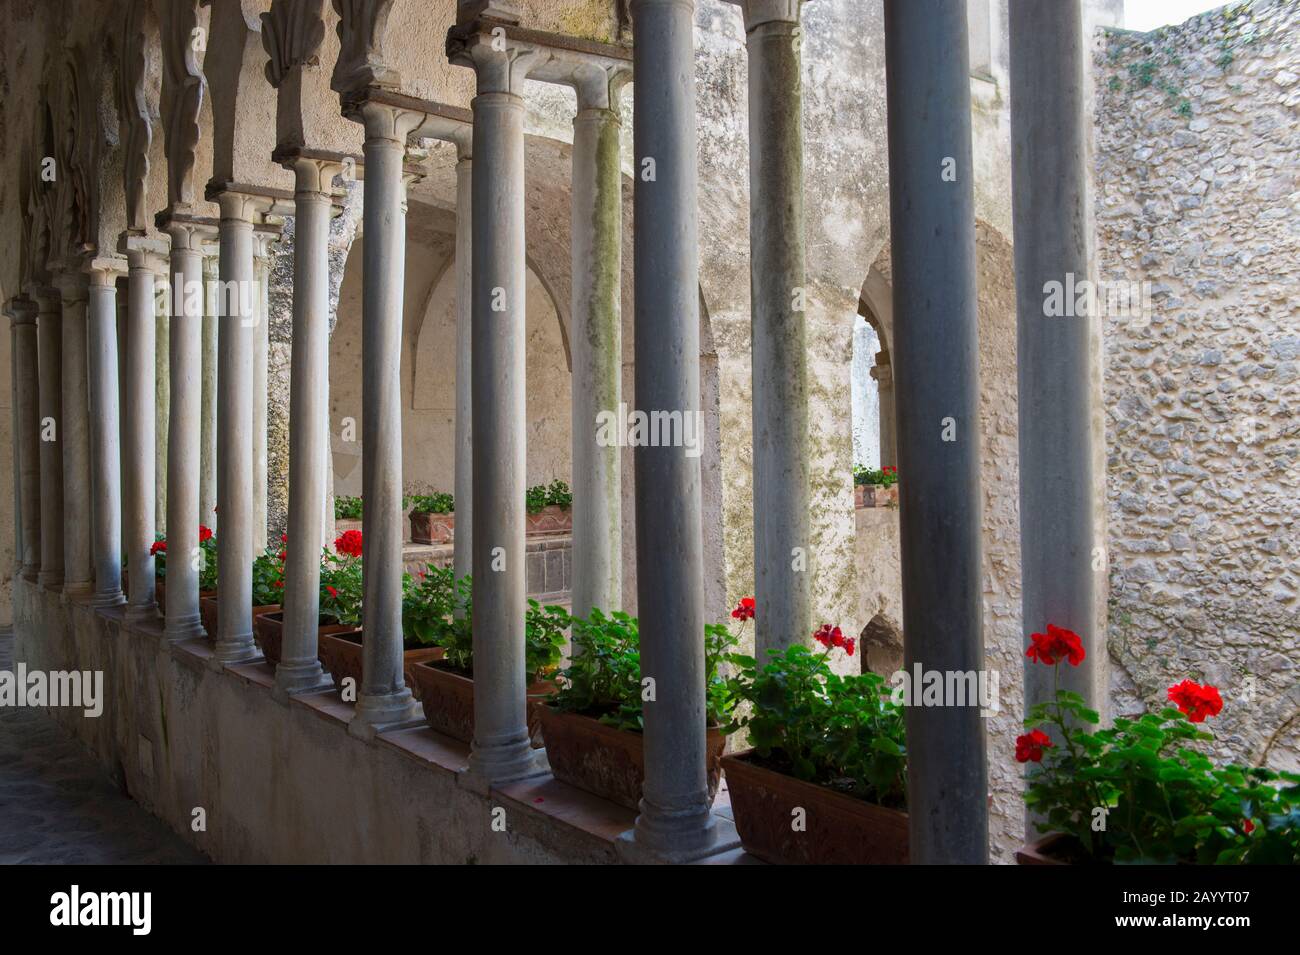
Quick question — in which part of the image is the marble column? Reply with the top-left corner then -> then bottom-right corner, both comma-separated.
199,253 -> 219,533
124,250 -> 161,621
463,47 -> 546,782
739,0 -> 811,656
1009,0 -> 1100,728
213,194 -> 260,664
883,0 -> 987,864
9,310 -> 20,576
252,233 -> 273,552
12,300 -> 41,580
275,158 -> 337,699
35,291 -> 63,587
164,222 -> 208,641
87,267 -> 126,607
569,69 -> 627,621
452,145 -> 473,613
628,0 -> 717,858
59,274 -> 93,598
352,104 -> 422,735
870,354 -> 896,469
155,277 -> 169,535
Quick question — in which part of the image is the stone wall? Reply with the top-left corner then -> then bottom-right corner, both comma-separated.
1094,0 -> 1300,770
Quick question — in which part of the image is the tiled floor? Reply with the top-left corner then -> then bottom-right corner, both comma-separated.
0,632 -> 207,865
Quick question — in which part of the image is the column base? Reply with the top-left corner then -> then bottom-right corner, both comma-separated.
62,581 -> 94,601
347,688 -> 423,741
164,613 -> 205,643
463,737 -> 551,794
210,634 -> 260,667
21,565 -> 40,583
37,571 -> 63,589
627,796 -> 725,861
271,661 -> 336,705
124,602 -> 160,626
616,815 -> 740,864
92,589 -> 127,609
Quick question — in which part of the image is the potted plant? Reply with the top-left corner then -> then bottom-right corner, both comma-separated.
536,608 -> 737,811
408,583 -> 565,746
151,525 -> 216,615
312,529 -> 441,691
334,495 -> 363,533
721,611 -> 909,864
200,542 -> 285,638
525,479 -> 573,535
853,465 -> 899,508
408,491 -> 455,545
253,533 -> 361,669
1015,624 -> 1299,864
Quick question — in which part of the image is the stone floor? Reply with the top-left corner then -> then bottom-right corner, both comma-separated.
0,631 -> 207,864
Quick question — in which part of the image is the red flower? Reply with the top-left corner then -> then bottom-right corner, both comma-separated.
198,525 -> 214,543
326,585 -> 338,598
277,551 -> 287,561
280,533 -> 287,544
843,636 -> 856,657
273,579 -> 284,589
813,623 -> 853,654
731,597 -> 755,621
150,539 -> 167,555
1167,679 -> 1223,723
1243,818 -> 1255,835
334,529 -> 363,558
1015,729 -> 1053,763
1025,624 -> 1086,667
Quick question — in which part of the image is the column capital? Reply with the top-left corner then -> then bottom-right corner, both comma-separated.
447,24 -> 543,96
252,229 -> 282,261
290,155 -> 345,198
159,214 -> 220,252
572,61 -> 633,114
56,270 -> 90,305
723,0 -> 803,31
215,190 -> 271,224
358,99 -> 426,146
124,234 -> 172,274
8,296 -> 39,325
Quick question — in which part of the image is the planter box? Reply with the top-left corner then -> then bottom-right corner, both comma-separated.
1015,833 -> 1071,865
721,750 -> 909,864
854,484 -> 898,508
537,706 -> 725,811
408,661 -> 553,746
253,611 -> 361,669
526,504 -> 571,536
410,510 -> 455,545
199,595 -> 281,641
316,630 -> 443,693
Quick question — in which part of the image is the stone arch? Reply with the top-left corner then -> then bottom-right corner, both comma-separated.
860,611 -> 903,678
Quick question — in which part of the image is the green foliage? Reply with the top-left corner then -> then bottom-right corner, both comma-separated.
525,484 -> 549,514
724,645 -> 908,810
408,491 -> 454,515
401,564 -> 459,647
1128,58 -> 1158,89
525,480 -> 573,514
1024,692 -> 1300,864
251,545 -> 285,606
853,465 -> 897,488
319,548 -> 364,626
550,610 -> 739,732
198,536 -> 218,592
432,580 -> 564,685
334,495 -> 363,520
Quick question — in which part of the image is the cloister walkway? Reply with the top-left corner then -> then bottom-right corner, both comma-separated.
0,634 -> 206,865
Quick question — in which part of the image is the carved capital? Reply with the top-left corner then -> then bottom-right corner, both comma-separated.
447,26 -> 543,96
158,0 -> 210,211
723,0 -> 802,31
262,0 -> 328,89
291,155 -> 344,197
119,0 -> 157,233
359,100 -> 425,145
331,0 -> 401,96
572,61 -> 632,114
9,296 -> 39,326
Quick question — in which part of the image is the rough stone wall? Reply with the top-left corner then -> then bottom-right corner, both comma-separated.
1095,0 -> 1300,771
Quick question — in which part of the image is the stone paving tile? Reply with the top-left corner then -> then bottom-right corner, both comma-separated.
0,634 -> 208,865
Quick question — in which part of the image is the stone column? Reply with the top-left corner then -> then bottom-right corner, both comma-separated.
164,222 -> 208,641
461,44 -> 546,782
124,249 -> 161,621
569,68 -> 627,621
870,354 -> 896,468
213,194 -> 261,664
1009,0 -> 1100,725
155,278 -> 169,535
87,266 -> 126,607
12,300 -> 41,580
35,292 -> 63,587
275,158 -> 337,698
883,0 -> 987,864
352,104 -> 422,735
452,145 -> 473,612
200,253 -> 219,531
628,0 -> 717,859
59,274 -> 94,598
738,0 -> 811,655
252,233 -> 273,552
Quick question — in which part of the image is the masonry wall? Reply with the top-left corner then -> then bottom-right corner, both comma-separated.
1095,0 -> 1300,771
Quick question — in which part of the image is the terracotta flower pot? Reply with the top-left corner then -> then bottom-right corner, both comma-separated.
1015,833 -> 1071,865
537,707 -> 725,811
720,750 -> 909,864
854,484 -> 867,508
199,595 -> 281,641
253,611 -> 360,669
525,504 -> 571,536
408,661 -> 554,746
153,580 -> 215,620
410,510 -> 455,545
316,630 -> 443,693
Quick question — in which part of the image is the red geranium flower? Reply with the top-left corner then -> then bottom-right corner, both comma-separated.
1025,624 -> 1086,667
1243,818 -> 1255,835
150,539 -> 167,555
198,525 -> 214,543
813,623 -> 853,654
280,533 -> 287,544
731,596 -> 755,621
1015,729 -> 1053,763
326,585 -> 338,598
334,529 -> 363,558
1167,679 -> 1223,723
